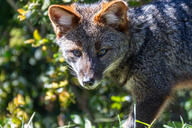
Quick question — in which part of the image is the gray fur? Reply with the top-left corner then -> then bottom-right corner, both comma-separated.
49,0 -> 192,127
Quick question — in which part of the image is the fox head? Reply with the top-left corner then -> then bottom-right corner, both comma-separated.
48,0 -> 130,89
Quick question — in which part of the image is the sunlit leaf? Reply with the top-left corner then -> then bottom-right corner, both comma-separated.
24,39 -> 35,44
42,0 -> 50,10
17,8 -> 27,15
85,119 -> 93,128
45,91 -> 56,101
33,29 -> 41,41
111,96 -> 122,102
42,46 -> 47,51
40,38 -> 49,44
59,66 -> 68,72
14,94 -> 25,106
111,103 -> 122,110
59,80 -> 68,87
0,71 -> 5,82
18,15 -> 26,21
16,111 -> 28,121
52,82 -> 59,88
12,117 -> 21,127
59,57 -> 65,63
7,102 -> 15,113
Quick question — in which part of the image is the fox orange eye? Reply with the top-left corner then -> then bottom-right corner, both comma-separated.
97,48 -> 108,57
72,49 -> 82,57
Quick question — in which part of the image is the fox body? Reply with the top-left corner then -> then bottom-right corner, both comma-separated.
48,0 -> 192,127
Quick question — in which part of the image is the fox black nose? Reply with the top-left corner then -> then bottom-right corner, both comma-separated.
83,78 -> 94,86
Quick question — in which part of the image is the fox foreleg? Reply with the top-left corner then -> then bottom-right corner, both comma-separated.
123,92 -> 170,128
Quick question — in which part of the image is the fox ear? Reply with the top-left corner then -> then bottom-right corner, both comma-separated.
48,5 -> 81,37
94,0 -> 128,31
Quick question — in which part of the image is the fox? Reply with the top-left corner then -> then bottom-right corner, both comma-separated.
48,0 -> 192,127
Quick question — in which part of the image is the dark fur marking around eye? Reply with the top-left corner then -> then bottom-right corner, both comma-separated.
95,41 -> 101,52
76,41 -> 82,47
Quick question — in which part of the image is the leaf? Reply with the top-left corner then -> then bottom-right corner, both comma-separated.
12,117 -> 21,126
59,57 -> 65,63
42,46 -> 47,51
111,96 -> 121,102
41,0 -> 50,10
85,119 -> 93,128
17,8 -> 28,21
163,125 -> 173,128
18,15 -> 26,21
40,38 -> 48,44
111,103 -> 122,110
59,80 -> 68,87
33,29 -> 41,41
72,115 -> 82,124
24,39 -> 35,44
17,8 -> 27,15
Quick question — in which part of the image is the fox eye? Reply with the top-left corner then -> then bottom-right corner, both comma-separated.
97,48 -> 108,57
72,49 -> 82,57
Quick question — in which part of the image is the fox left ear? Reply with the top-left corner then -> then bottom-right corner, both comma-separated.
48,4 -> 81,38
94,0 -> 128,32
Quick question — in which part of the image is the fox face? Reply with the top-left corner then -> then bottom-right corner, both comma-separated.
48,0 -> 130,89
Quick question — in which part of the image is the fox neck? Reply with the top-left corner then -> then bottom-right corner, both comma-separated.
104,10 -> 149,85
104,53 -> 134,85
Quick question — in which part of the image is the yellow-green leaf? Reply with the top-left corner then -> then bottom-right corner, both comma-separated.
33,29 -> 41,41
12,117 -> 22,126
24,39 -> 35,44
40,38 -> 48,44
17,8 -> 27,15
18,15 -> 26,21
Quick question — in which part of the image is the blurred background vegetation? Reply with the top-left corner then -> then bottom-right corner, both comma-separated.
0,0 -> 191,127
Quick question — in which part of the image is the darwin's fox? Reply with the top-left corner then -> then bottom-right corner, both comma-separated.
48,0 -> 192,127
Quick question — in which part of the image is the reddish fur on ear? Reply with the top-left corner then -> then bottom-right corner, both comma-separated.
48,4 -> 81,38
94,0 -> 128,32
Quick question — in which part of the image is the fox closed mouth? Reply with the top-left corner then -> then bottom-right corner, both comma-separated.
81,80 -> 101,90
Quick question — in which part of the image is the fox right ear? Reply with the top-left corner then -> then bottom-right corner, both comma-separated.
48,5 -> 81,38
94,0 -> 128,32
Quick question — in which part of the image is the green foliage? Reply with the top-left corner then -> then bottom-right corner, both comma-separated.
163,117 -> 192,128
0,0 -> 191,128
